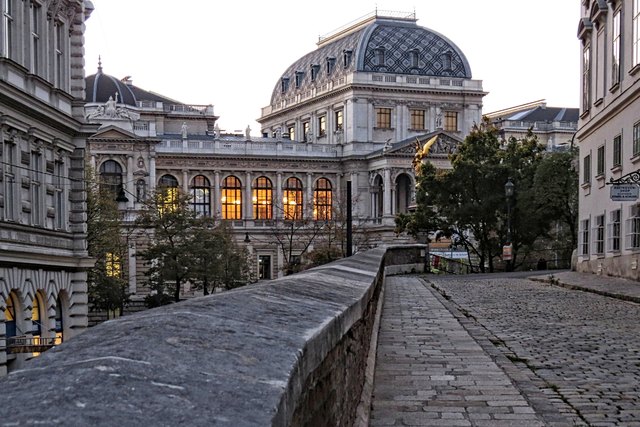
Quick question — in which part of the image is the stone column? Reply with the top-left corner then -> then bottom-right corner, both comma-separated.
276,172 -> 283,220
214,171 -> 221,218
149,157 -> 156,192
245,171 -> 252,220
306,172 -> 313,218
126,156 -> 134,209
182,170 -> 189,194
128,242 -> 137,295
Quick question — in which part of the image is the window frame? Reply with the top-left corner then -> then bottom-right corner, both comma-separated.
375,107 -> 392,129
593,214 -> 605,255
612,8 -> 621,87
313,178 -> 332,221
221,175 -> 242,220
318,115 -> 326,137
334,110 -> 343,131
596,145 -> 605,176
444,111 -> 458,132
252,176 -> 273,220
410,109 -> 426,130
609,209 -> 621,252
190,175 -> 211,217
613,135 -> 622,168
283,177 -> 303,221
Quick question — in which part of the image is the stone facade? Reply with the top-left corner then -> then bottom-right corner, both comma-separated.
0,0 -> 95,376
84,10 -> 484,302
576,0 -> 640,279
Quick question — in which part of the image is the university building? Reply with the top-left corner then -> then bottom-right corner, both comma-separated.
577,0 -> 640,278
84,10 -> 485,301
0,0 -> 95,375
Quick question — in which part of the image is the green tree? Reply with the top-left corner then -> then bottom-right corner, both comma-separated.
86,166 -> 129,318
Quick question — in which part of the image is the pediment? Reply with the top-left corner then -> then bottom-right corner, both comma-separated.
89,125 -> 138,140
384,131 -> 463,157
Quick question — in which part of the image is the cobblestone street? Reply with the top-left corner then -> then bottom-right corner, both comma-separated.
370,274 -> 640,426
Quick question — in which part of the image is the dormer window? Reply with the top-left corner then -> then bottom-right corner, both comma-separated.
441,52 -> 452,71
343,49 -> 353,68
409,49 -> 419,68
295,71 -> 304,88
326,57 -> 336,75
310,64 -> 320,81
374,47 -> 385,66
281,77 -> 290,93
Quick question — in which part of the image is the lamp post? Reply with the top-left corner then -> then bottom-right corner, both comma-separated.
504,178 -> 515,272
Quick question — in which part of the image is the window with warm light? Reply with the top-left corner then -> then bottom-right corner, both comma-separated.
191,175 -> 211,217
314,178 -> 332,221
253,176 -> 273,220
31,295 -> 43,357
283,177 -> 303,220
159,174 -> 179,214
222,176 -> 242,220
105,252 -> 122,277
335,110 -> 343,131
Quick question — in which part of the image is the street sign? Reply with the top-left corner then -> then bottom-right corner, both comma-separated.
502,244 -> 512,261
610,184 -> 639,201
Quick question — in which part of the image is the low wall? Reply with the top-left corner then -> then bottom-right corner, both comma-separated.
0,245 -> 425,426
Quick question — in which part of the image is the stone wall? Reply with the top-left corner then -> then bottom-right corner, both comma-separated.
0,245 -> 425,426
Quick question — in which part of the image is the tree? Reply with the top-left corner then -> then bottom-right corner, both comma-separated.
86,166 -> 129,318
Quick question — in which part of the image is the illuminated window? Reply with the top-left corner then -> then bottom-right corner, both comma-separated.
159,174 -> 179,213
410,109 -> 425,130
99,160 -> 123,199
106,252 -> 122,277
253,176 -> 273,220
318,115 -> 326,137
31,294 -> 43,357
222,176 -> 242,220
313,178 -> 332,221
335,110 -> 343,131
376,108 -> 391,129
191,175 -> 211,217
444,111 -> 458,132
283,177 -> 303,220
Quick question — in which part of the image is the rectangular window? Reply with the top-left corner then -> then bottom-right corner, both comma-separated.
2,0 -> 14,58
55,23 -> 65,89
444,111 -> 458,132
593,214 -> 605,255
318,115 -> 326,137
609,209 -> 621,252
334,110 -> 343,131
627,205 -> 640,249
3,142 -> 15,220
31,151 -> 42,226
31,5 -> 40,74
54,160 -> 65,230
580,219 -> 590,256
375,108 -> 391,129
613,135 -> 622,168
287,125 -> 295,141
634,121 -> 640,156
410,109 -> 426,130
258,255 -> 271,280
612,9 -> 621,86
596,145 -> 605,176
583,154 -> 591,184
583,45 -> 591,112
634,0 -> 640,67
303,121 -> 310,142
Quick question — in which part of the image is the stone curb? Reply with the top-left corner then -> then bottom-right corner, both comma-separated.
528,275 -> 640,304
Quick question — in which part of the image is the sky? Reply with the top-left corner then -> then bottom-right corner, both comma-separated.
84,1 -> 581,135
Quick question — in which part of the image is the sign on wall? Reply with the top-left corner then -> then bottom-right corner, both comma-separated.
610,184 -> 639,201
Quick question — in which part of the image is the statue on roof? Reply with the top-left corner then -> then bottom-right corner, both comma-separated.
245,125 -> 251,141
105,93 -> 118,118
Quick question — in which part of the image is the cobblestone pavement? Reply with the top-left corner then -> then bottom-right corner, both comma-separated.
370,276 -> 569,426
427,274 -> 640,426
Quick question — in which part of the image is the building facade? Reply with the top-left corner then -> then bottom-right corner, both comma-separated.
84,10 -> 484,302
1,0 -> 95,375
577,0 -> 640,278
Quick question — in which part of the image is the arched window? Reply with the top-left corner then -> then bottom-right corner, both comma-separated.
313,178 -> 332,221
409,49 -> 419,68
221,176 -> 242,220
31,292 -> 46,357
159,174 -> 179,213
395,174 -> 412,214
191,175 -> 211,217
374,175 -> 384,219
253,176 -> 273,220
441,52 -> 452,71
4,292 -> 19,339
283,177 -> 303,220
374,47 -> 385,66
99,160 -> 123,198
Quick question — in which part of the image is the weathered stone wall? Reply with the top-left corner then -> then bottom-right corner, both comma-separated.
0,245 -> 425,426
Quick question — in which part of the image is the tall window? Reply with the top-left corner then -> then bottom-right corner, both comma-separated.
634,0 -> 640,67
4,293 -> 17,339
326,57 -> 335,75
634,121 -> 640,156
100,161 -> 123,199
4,141 -> 15,220
221,176 -> 242,220
310,64 -> 320,81
335,110 -> 343,131
376,108 -> 391,129
583,45 -> 591,111
374,48 -> 385,66
159,174 -> 179,213
31,4 -> 41,74
54,160 -> 65,230
281,77 -> 289,93
409,50 -> 419,68
252,176 -> 273,220
613,135 -> 622,168
444,111 -> 458,132
343,49 -> 352,68
628,205 -> 640,249
2,0 -> 14,58
612,9 -> 621,87
55,22 -> 65,89
283,177 -> 303,220
410,109 -> 425,130
313,178 -> 332,221
287,125 -> 295,141
105,252 -> 122,277
593,214 -> 605,255
191,175 -> 211,217
580,219 -> 590,256
31,151 -> 42,226
318,115 -> 326,137
295,71 -> 304,88
303,121 -> 310,142
583,154 -> 591,184
609,209 -> 621,252
596,145 -> 605,176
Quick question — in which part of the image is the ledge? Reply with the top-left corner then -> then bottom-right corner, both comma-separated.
0,245 -> 426,426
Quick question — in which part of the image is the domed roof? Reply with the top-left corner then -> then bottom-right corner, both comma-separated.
85,60 -> 137,106
270,14 -> 472,105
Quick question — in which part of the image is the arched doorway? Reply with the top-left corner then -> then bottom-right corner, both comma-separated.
373,175 -> 384,220
395,174 -> 412,214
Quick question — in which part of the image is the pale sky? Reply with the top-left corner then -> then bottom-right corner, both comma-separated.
84,1 -> 580,135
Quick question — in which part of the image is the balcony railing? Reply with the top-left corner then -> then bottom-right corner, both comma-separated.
7,336 -> 58,353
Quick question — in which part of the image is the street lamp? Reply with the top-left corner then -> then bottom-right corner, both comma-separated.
504,178 -> 515,272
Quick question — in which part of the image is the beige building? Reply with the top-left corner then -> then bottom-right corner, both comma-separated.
84,10 -> 485,303
577,0 -> 640,278
1,0 -> 95,375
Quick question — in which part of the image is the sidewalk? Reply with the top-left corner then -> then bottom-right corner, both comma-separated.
529,270 -> 640,303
